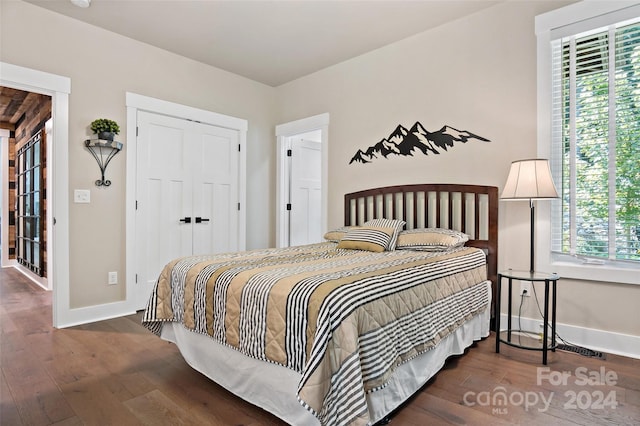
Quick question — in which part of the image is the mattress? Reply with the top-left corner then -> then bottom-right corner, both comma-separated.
160,291 -> 490,425
142,242 -> 490,426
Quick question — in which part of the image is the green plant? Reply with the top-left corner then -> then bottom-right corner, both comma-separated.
90,118 -> 120,135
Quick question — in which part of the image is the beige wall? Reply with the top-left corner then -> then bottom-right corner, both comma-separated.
276,1 -> 639,338
1,1 -> 638,340
1,0 -> 277,308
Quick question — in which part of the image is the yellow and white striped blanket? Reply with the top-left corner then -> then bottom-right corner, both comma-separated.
142,242 -> 489,426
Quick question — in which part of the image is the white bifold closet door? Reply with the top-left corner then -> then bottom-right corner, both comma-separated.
135,111 -> 239,308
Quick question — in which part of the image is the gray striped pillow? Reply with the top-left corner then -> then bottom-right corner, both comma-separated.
363,218 -> 406,250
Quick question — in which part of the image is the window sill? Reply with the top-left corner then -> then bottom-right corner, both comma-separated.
541,254 -> 639,285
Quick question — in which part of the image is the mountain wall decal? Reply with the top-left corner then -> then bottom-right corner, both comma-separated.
349,122 -> 490,164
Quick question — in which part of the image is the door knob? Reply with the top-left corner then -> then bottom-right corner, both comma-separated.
195,217 -> 210,223
179,217 -> 191,223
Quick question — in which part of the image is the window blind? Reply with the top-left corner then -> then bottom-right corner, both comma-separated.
550,20 -> 640,263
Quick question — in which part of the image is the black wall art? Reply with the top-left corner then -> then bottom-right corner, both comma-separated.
349,121 -> 490,164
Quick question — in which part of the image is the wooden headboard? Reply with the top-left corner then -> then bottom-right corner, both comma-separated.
344,184 -> 499,326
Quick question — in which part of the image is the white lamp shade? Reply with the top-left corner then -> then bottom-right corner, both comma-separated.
501,159 -> 559,200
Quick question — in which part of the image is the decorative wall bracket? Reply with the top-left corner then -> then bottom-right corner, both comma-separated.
84,139 -> 123,186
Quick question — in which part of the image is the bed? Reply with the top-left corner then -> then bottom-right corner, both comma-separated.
142,183 -> 498,426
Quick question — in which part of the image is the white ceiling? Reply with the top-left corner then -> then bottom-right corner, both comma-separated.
25,0 -> 502,87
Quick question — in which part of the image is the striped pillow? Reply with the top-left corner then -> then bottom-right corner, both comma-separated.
336,226 -> 395,252
396,228 -> 469,251
323,226 -> 356,242
363,218 -> 406,250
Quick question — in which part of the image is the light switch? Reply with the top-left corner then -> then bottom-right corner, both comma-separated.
74,189 -> 91,203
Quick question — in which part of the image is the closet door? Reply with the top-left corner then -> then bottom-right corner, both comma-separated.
135,111 -> 239,309
191,123 -> 239,255
136,111 -> 193,301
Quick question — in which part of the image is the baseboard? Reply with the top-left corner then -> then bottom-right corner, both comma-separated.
500,314 -> 640,360
56,301 -> 137,329
12,263 -> 49,290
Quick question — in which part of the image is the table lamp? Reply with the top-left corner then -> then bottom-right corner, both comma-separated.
501,159 -> 559,273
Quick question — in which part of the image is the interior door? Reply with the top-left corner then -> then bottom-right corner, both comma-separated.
136,112 -> 193,308
135,111 -> 239,309
192,124 -> 239,255
289,138 -> 322,246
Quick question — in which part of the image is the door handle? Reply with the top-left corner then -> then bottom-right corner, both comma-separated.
195,217 -> 210,223
179,217 -> 191,223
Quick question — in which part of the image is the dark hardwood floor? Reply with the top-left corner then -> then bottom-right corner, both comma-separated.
1,266 -> 638,425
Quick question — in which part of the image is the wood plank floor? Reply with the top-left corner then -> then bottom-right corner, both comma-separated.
1,266 -> 639,425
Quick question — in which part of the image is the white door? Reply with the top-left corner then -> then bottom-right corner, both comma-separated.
289,139 -> 322,246
135,111 -> 239,308
192,125 -> 240,255
275,113 -> 328,248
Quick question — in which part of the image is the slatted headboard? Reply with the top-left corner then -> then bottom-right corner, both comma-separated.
344,184 -> 499,325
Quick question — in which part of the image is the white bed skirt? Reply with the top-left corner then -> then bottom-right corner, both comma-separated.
160,281 -> 492,425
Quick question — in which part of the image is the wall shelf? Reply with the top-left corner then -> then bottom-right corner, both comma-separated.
84,139 -> 122,186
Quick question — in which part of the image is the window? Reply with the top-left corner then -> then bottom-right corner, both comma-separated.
537,3 -> 640,285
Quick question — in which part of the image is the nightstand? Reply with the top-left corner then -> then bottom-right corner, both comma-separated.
495,269 -> 559,365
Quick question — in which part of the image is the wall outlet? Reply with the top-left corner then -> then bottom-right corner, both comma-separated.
108,271 -> 118,285
520,281 -> 531,296
74,189 -> 91,203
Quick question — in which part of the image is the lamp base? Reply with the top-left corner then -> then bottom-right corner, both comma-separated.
530,199 -> 535,273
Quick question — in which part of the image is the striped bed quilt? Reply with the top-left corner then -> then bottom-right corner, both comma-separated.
142,242 -> 489,426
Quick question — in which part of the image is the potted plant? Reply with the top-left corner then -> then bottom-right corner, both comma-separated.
90,118 -> 120,142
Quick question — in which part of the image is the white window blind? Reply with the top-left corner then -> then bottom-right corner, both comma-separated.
550,19 -> 640,264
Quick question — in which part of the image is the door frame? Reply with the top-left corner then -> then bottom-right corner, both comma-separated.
275,113 -> 329,248
125,93 -> 248,310
1,128 -> 10,267
0,62 -> 71,328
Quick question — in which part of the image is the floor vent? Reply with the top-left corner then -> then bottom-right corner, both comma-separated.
557,343 -> 606,360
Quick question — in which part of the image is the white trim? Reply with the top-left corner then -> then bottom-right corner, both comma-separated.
126,104 -> 138,311
536,2 -> 640,39
13,263 -> 48,290
45,119 -> 54,289
275,113 -> 329,248
0,62 -> 70,94
1,260 -> 17,268
1,128 -> 9,268
275,113 -> 329,136
500,314 -> 640,360
0,62 -> 71,328
55,300 -> 136,329
125,92 -> 248,310
275,137 -> 292,248
125,93 -> 247,131
50,90 -> 70,327
535,3 -> 640,286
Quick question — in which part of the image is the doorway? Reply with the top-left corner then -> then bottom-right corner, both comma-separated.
288,135 -> 322,246
0,87 -> 52,289
275,113 -> 329,248
0,62 -> 71,328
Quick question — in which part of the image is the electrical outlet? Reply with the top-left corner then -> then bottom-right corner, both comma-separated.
108,271 -> 118,285
74,189 -> 91,203
520,281 -> 531,296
